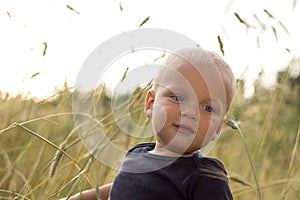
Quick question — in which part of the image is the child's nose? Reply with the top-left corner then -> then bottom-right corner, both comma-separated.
181,105 -> 199,120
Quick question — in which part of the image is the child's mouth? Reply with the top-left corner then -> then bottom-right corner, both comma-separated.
173,124 -> 195,135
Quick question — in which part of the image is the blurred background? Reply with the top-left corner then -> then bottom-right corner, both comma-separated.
0,0 -> 299,199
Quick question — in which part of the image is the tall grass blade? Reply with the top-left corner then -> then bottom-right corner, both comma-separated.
227,118 -> 263,200
0,189 -> 31,200
281,125 -> 300,200
0,122 -> 95,187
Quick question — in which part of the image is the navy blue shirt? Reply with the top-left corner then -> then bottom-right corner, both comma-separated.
110,143 -> 233,200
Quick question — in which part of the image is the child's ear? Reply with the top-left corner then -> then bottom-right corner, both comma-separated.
211,118 -> 225,141
144,90 -> 155,118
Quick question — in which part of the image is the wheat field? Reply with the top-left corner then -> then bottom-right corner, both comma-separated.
0,64 -> 299,199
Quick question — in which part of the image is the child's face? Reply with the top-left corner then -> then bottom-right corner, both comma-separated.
145,61 -> 227,155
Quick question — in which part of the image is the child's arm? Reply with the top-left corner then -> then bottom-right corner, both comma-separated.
61,183 -> 112,200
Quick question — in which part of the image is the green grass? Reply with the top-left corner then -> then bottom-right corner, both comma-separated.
0,65 -> 299,199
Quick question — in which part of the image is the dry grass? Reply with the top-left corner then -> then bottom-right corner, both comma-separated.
0,64 -> 299,199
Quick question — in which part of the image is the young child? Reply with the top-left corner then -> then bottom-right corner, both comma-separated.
64,47 -> 235,200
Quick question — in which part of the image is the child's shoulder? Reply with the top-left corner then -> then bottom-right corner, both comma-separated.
185,155 -> 233,199
200,156 -> 227,172
193,154 -> 229,182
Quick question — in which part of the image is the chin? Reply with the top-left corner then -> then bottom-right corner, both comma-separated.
166,143 -> 200,156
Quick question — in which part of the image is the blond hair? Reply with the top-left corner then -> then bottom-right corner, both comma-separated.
155,48 -> 235,111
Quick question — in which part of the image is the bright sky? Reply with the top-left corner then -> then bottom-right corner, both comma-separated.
1,0 -> 299,99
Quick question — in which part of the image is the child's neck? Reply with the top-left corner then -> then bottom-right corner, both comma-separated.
149,147 -> 195,157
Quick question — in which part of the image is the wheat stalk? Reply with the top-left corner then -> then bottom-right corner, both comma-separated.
280,125 -> 300,200
0,189 -> 31,200
0,122 -> 95,187
227,117 -> 263,200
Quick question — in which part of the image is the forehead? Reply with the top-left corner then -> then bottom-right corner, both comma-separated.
163,64 -> 206,91
156,59 -> 221,87
155,59 -> 227,104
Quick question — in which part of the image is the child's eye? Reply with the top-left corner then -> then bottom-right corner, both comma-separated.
171,95 -> 185,102
202,105 -> 213,113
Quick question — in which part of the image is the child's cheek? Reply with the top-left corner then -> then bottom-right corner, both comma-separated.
201,116 -> 220,142
151,104 -> 167,134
